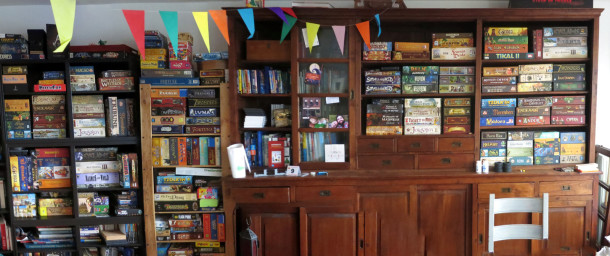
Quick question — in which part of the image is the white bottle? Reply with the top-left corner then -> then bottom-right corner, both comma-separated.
476,160 -> 482,174
481,159 -> 489,174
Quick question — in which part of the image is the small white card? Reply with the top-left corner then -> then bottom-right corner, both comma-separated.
326,97 -> 340,104
325,144 -> 345,163
286,165 -> 301,176
302,28 -> 320,48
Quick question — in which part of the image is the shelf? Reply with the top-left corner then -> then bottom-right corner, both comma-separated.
298,162 -> 350,170
80,242 -> 143,247
362,60 -> 475,67
482,91 -> 589,97
68,58 -> 136,64
156,210 -> 225,214
362,93 -> 474,98
0,209 -> 8,215
71,90 -> 137,95
239,93 -> 291,98
0,59 -> 65,65
150,85 -> 220,89
157,239 -> 222,243
0,250 -> 12,254
240,127 -> 292,132
298,93 -> 349,97
6,137 -> 139,147
239,60 -> 290,66
482,58 -> 590,65
357,133 -> 475,139
153,165 -> 221,168
78,187 -> 139,192
480,124 -> 587,130
298,128 -> 349,133
13,216 -> 142,227
12,188 -> 72,194
4,91 -> 66,96
152,133 -> 220,137
16,247 -> 77,253
297,58 -> 349,63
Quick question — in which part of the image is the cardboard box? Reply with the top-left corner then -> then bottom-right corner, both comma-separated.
197,60 -> 227,71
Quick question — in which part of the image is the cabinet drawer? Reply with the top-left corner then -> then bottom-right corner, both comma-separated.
540,180 -> 592,196
417,154 -> 473,169
296,186 -> 356,202
396,137 -> 435,152
478,183 -> 535,199
437,137 -> 474,152
232,187 -> 290,204
357,138 -> 394,153
358,154 -> 415,169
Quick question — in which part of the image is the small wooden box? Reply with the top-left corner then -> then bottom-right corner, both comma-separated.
197,60 -> 227,71
246,40 -> 290,62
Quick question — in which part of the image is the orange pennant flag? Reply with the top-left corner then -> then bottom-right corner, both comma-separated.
356,21 -> 371,50
209,10 -> 230,45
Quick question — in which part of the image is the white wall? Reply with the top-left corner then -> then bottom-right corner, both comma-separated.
0,0 -> 607,145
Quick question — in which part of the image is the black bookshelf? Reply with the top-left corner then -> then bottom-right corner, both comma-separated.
0,55 -> 144,255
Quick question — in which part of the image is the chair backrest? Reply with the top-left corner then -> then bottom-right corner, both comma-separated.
488,193 -> 549,253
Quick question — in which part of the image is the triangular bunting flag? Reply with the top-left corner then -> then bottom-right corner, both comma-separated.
159,11 -> 179,56
238,8 -> 255,39
281,7 -> 297,18
332,25 -> 345,55
280,15 -> 297,44
50,0 -> 76,53
374,14 -> 381,37
269,7 -> 288,24
209,10 -> 230,45
122,10 -> 146,60
306,22 -> 320,53
356,21 -> 371,50
193,12 -> 211,53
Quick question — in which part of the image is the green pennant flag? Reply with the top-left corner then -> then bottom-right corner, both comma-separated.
280,15 -> 297,44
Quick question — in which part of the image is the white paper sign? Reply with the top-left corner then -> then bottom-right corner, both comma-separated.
302,28 -> 320,48
325,144 -> 345,163
286,165 -> 301,176
326,97 -> 340,104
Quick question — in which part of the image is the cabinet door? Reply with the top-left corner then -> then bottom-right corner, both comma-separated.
302,210 -> 357,256
543,200 -> 591,255
241,213 -> 299,256
360,187 -> 422,256
477,204 -> 533,256
418,184 -> 470,256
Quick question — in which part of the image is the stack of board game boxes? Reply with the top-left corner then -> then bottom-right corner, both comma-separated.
140,31 -> 199,87
363,69 -> 401,95
70,66 -> 96,91
0,33 -> 29,59
71,65 -> 135,92
552,96 -> 586,125
402,66 -> 438,94
366,100 -> 403,135
484,27 -> 530,60
72,95 -> 106,138
542,26 -> 588,59
32,95 -> 66,139
142,30 -> 169,70
35,69 -> 66,93
169,33 -> 194,70
438,66 -> 475,94
516,97 -> 551,126
480,96 -> 585,127
404,98 -> 441,135
9,148 -> 70,192
482,66 -> 518,93
362,42 -> 392,61
364,66 -> 475,95
480,131 -> 508,166
431,33 -> 476,60
394,42 -> 430,61
480,98 -> 516,127
482,64 -> 586,93
5,99 -> 32,139
75,147 -> 138,190
150,88 -> 219,135
2,65 -> 28,93
443,98 -> 471,134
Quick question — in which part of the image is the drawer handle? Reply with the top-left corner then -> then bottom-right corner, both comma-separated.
452,141 -> 462,147
411,142 -> 421,148
560,246 -> 570,251
382,160 -> 392,166
501,187 -> 512,193
441,158 -> 451,164
319,190 -> 331,197
252,193 -> 265,199
370,143 -> 380,149
561,185 -> 571,191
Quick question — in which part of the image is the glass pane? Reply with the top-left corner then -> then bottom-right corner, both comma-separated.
300,97 -> 349,128
298,63 -> 348,93
300,132 -> 349,162
300,27 -> 348,59
598,218 -> 604,246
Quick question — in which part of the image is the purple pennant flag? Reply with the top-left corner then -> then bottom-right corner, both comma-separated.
269,7 -> 288,24
332,25 -> 345,55
374,14 -> 381,37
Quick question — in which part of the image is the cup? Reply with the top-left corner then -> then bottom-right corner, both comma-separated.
494,162 -> 504,173
503,162 -> 512,173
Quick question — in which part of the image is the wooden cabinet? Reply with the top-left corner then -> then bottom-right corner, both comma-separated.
240,212 -> 300,256
544,201 -> 592,255
302,212 -> 357,256
477,206 -> 534,255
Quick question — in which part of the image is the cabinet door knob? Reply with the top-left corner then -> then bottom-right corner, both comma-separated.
501,187 -> 512,193
253,193 -> 265,199
382,160 -> 392,166
370,143 -> 380,149
452,141 -> 462,147
441,158 -> 451,164
561,185 -> 571,191
411,142 -> 421,148
319,190 -> 331,197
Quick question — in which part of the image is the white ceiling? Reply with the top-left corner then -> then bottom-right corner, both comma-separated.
0,0 -> 229,6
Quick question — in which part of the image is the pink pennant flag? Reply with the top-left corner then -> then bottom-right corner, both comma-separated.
332,26 -> 345,55
122,10 -> 145,60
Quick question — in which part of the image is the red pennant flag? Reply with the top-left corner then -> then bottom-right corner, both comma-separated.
356,21 -> 371,50
281,7 -> 297,18
122,10 -> 146,60
210,10 -> 230,45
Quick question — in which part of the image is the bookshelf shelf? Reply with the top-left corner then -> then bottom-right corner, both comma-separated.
298,128 -> 349,133
362,60 -> 476,67
12,188 -> 72,194
156,239 -> 222,243
240,127 -> 291,132
4,91 -> 66,96
71,90 -> 137,95
5,137 -> 139,147
155,210 -> 225,214
298,93 -> 349,98
152,133 -> 220,137
153,165 -> 221,168
297,58 -> 349,63
12,216 -> 142,227
16,247 -> 77,253
149,85 -> 220,89
362,93 -> 474,98
480,125 -> 588,130
481,91 -> 589,97
80,242 -> 143,247
481,58 -> 590,65
238,93 -> 291,98
77,187 -> 139,192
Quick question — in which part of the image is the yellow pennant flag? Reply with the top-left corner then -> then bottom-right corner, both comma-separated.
306,22 -> 320,53
193,12 -> 211,53
50,0 -> 76,53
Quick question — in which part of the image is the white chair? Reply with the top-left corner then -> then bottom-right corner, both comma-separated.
488,193 -> 549,254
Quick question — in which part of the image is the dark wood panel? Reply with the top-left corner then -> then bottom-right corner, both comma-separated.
357,154 -> 415,169
357,138 -> 394,153
478,206 -> 533,255
417,154 -> 474,169
540,180 -> 593,196
296,186 -> 356,202
232,187 -> 291,204
307,213 -> 357,256
418,185 -> 470,256
245,213 -> 300,256
437,137 -> 475,153
546,206 -> 586,255
478,182 -> 535,200
396,137 -> 435,152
